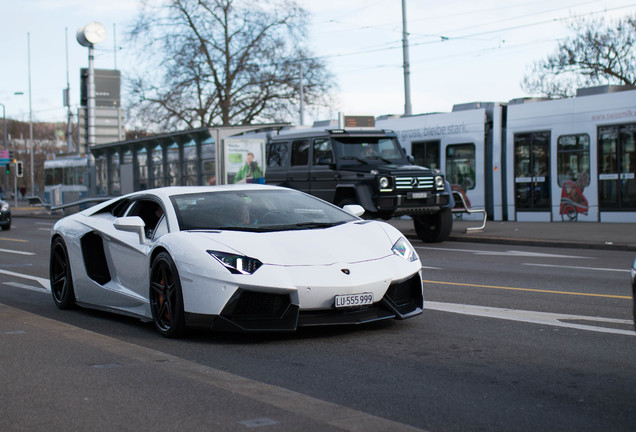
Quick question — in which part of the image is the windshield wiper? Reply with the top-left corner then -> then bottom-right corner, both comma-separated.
366,155 -> 394,164
340,156 -> 368,164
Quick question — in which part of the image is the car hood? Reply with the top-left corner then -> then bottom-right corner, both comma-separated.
339,163 -> 435,175
186,221 -> 395,266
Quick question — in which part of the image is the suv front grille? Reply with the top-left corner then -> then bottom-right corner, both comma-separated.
395,176 -> 434,190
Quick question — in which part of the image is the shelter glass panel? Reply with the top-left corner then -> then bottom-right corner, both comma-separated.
109,151 -> 121,195
200,133 -> 215,185
183,137 -> 198,186
138,148 -> 148,190
152,144 -> 163,188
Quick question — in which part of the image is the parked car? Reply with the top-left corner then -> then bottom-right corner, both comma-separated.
50,185 -> 423,337
631,257 -> 636,330
0,199 -> 11,231
265,128 -> 454,242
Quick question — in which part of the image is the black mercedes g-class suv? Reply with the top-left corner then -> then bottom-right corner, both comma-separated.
265,128 -> 454,242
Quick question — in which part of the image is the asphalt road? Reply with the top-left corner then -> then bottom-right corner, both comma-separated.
1,217 -> 635,432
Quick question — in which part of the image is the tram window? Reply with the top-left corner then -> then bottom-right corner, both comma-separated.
446,144 -> 476,191
412,140 -> 439,170
557,134 -> 590,187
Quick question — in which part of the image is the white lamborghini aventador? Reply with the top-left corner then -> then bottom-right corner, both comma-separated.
50,185 -> 423,337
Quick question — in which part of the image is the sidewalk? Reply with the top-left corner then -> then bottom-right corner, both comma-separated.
10,204 -> 636,251
388,218 -> 636,251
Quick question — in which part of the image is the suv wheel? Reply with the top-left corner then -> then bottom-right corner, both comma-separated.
414,208 -> 452,243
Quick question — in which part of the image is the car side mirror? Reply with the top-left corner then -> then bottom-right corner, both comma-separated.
343,204 -> 365,217
316,156 -> 333,165
114,216 -> 146,244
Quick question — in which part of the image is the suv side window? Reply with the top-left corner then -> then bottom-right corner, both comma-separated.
313,138 -> 333,165
291,140 -> 310,166
267,141 -> 289,168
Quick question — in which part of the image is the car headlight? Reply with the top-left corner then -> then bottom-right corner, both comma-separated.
378,176 -> 392,191
207,250 -> 263,275
434,175 -> 444,190
392,237 -> 418,262
0,203 -> 8,212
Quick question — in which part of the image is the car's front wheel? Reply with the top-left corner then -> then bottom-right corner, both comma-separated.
413,208 -> 453,243
150,251 -> 186,338
50,237 -> 76,309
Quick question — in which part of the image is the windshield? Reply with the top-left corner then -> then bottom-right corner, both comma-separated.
171,189 -> 358,232
333,136 -> 405,164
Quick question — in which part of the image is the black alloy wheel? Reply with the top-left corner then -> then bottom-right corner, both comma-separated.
50,237 -> 76,309
150,252 -> 186,338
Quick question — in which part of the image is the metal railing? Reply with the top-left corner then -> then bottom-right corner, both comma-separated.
451,191 -> 486,232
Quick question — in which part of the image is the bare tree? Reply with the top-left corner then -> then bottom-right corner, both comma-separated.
522,14 -> 636,97
127,0 -> 335,129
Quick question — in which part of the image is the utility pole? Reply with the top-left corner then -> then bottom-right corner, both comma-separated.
402,0 -> 412,116
299,63 -> 304,126
28,32 -> 35,197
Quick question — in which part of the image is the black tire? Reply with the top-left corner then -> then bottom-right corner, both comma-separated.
50,237 -> 76,309
414,208 -> 453,243
337,197 -> 357,208
149,252 -> 186,338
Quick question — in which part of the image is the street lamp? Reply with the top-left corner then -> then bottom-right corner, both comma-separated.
0,102 -> 6,200
77,21 -> 106,196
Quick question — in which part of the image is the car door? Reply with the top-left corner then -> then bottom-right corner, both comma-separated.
288,139 -> 311,193
100,199 -> 162,309
310,138 -> 338,202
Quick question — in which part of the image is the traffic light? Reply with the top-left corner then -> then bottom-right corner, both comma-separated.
16,161 -> 23,177
4,164 -> 9,175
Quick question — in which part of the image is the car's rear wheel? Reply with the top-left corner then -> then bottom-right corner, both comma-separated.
150,252 -> 186,338
50,237 -> 76,309
414,208 -> 453,243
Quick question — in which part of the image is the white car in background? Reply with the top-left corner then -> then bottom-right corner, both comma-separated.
50,185 -> 423,337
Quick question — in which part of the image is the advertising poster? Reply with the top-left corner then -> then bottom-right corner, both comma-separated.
224,138 -> 266,184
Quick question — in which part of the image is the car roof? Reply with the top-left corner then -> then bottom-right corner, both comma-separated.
83,184 -> 289,216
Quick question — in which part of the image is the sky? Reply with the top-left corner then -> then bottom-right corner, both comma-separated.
1,0 -> 635,129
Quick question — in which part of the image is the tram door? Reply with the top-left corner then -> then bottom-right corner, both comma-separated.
412,140 -> 440,170
514,132 -> 551,211
598,124 -> 636,210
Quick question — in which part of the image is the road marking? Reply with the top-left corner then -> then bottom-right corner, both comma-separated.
0,304 -> 427,432
0,248 -> 35,256
422,279 -> 631,299
3,281 -> 49,294
425,301 -> 635,336
35,222 -> 55,226
421,266 -> 442,270
0,269 -> 50,291
416,246 -> 588,259
523,263 -> 630,273
38,228 -> 51,232
0,237 -> 28,243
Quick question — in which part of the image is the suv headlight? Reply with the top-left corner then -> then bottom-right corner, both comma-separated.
392,237 -> 418,262
434,175 -> 445,191
0,202 -> 9,212
378,176 -> 393,191
207,250 -> 263,275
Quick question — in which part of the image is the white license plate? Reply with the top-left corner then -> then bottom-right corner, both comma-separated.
410,192 -> 428,199
334,292 -> 374,308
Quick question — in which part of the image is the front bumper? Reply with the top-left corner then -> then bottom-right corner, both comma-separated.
185,272 -> 424,332
374,192 -> 451,215
0,210 -> 11,227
